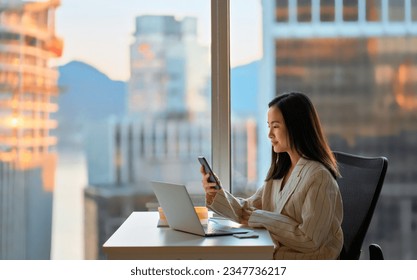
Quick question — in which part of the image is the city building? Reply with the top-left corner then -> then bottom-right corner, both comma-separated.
0,0 -> 63,259
259,0 -> 417,259
128,15 -> 210,120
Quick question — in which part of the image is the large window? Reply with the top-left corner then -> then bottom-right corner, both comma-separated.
229,0 -> 417,260
229,0 -> 262,196
2,0 -> 416,261
54,0 -> 212,260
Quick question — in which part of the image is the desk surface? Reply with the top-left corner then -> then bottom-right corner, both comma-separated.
103,211 -> 275,260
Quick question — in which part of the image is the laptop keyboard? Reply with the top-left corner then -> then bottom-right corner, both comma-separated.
206,223 -> 228,234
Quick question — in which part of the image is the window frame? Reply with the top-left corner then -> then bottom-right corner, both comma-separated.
211,0 -> 232,191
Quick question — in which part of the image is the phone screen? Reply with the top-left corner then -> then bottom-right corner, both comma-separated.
198,156 -> 221,189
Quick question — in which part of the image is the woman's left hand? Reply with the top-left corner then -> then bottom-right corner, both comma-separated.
241,207 -> 253,225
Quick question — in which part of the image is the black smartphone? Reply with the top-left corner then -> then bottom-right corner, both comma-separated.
198,156 -> 221,189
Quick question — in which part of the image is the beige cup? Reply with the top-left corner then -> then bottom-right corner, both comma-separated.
158,206 -> 208,222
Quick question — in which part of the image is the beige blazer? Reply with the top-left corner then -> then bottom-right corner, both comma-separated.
207,157 -> 343,260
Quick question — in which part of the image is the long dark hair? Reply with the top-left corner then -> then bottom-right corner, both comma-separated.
265,92 -> 340,180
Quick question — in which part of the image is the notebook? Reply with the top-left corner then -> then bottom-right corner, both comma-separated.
151,181 -> 250,237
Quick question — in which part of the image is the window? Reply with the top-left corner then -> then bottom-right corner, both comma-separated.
229,0 -> 262,195
276,0 -> 289,22
320,0 -> 335,22
3,0 -> 416,261
53,0 -> 212,260
254,0 -> 417,260
298,0 -> 312,22
389,0 -> 405,21
343,0 -> 358,22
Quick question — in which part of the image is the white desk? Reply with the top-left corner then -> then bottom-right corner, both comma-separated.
103,211 -> 275,260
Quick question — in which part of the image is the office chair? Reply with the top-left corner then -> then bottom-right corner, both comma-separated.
333,151 -> 388,260
369,243 -> 385,260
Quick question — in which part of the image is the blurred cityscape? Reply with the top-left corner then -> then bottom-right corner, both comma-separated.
0,0 -> 62,259
1,0 -> 416,260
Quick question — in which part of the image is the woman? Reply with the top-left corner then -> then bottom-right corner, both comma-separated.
201,92 -> 343,259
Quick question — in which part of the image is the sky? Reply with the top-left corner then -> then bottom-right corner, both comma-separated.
55,0 -> 262,81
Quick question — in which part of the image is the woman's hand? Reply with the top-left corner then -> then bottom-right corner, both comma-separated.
200,165 -> 253,224
200,165 -> 220,203
240,207 -> 254,225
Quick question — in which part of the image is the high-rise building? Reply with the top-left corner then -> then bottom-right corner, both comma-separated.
128,15 -> 210,120
0,0 -> 63,259
260,0 -> 417,259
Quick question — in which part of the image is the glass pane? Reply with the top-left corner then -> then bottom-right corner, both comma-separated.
242,1 -> 417,259
298,0 -> 312,22
276,0 -> 289,22
413,0 -> 417,21
343,0 -> 358,21
321,0 -> 335,21
230,0 -> 262,196
367,0 -> 382,21
390,0 -> 405,21
0,0 -> 211,260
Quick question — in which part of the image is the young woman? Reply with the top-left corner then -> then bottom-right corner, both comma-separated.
201,92 -> 343,259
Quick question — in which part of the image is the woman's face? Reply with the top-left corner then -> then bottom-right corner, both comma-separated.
267,106 -> 290,154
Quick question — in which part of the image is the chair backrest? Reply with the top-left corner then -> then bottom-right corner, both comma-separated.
333,151 -> 388,260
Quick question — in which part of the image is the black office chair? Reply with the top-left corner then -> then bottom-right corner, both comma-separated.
369,243 -> 385,260
333,151 -> 388,260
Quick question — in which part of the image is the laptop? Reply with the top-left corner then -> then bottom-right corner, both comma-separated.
151,181 -> 250,237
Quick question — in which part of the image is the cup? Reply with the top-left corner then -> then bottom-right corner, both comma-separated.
158,206 -> 208,223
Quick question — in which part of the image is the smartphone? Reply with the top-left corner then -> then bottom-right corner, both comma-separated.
233,232 -> 259,239
198,156 -> 221,189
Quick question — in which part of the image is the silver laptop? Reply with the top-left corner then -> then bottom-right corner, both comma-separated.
151,181 -> 250,237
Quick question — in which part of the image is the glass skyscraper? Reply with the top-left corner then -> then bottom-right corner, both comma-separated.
0,0 -> 62,259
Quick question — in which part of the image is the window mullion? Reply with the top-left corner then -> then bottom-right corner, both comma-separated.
211,0 -> 231,191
